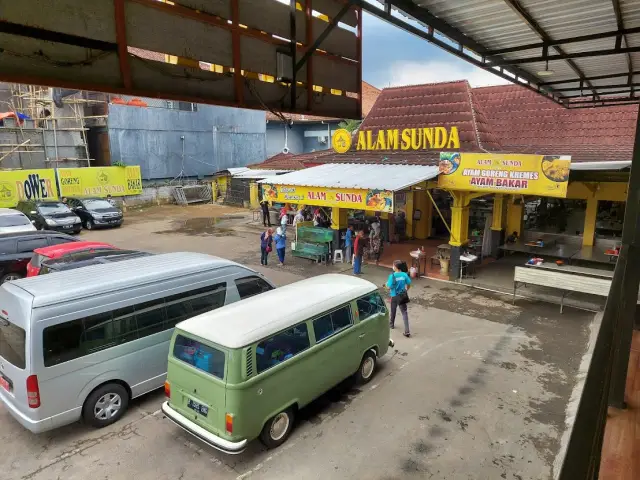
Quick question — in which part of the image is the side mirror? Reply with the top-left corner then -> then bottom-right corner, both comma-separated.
30,211 -> 37,215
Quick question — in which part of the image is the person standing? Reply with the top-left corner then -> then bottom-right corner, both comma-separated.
386,260 -> 412,337
260,228 -> 273,266
260,199 -> 271,227
106,194 -> 117,208
344,225 -> 354,264
274,226 -> 287,266
293,208 -> 305,228
353,230 -> 366,275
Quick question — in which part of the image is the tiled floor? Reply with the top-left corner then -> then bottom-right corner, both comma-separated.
599,331 -> 640,480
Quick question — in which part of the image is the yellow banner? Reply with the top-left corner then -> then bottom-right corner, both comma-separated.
437,152 -> 571,198
57,166 -> 143,197
261,184 -> 394,213
0,169 -> 58,208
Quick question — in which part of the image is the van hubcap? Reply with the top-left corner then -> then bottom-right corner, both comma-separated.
94,393 -> 122,420
270,413 -> 290,441
362,357 -> 375,379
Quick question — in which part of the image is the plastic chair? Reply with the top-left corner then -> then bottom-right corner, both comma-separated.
333,250 -> 344,263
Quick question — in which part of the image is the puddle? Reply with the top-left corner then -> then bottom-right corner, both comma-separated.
154,217 -> 234,236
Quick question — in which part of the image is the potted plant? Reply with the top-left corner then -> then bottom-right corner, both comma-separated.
438,251 -> 450,274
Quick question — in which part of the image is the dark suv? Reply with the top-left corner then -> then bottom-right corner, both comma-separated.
0,230 -> 79,283
67,197 -> 123,230
15,200 -> 82,234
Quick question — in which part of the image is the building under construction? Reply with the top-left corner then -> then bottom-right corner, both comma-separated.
0,84 -> 108,170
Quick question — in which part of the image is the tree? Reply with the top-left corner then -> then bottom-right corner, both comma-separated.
338,119 -> 362,133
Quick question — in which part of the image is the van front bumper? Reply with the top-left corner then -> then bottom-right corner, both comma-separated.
161,401 -> 247,455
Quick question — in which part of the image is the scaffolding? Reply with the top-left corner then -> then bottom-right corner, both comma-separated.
0,84 -> 108,169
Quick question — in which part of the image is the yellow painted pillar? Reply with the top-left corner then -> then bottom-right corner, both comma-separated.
249,182 -> 259,209
505,197 -> 523,237
413,190 -> 432,240
211,181 -> 218,202
331,207 -> 348,229
449,191 -> 470,247
405,191 -> 415,239
491,194 -> 505,232
582,197 -> 599,246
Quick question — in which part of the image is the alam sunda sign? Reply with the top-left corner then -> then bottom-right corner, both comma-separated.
332,126 -> 460,154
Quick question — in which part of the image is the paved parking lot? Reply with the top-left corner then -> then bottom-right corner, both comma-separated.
1,204 -> 595,480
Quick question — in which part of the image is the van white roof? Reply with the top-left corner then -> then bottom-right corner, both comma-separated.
177,274 -> 378,348
9,252 -> 247,307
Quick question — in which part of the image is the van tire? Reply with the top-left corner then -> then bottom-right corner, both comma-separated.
260,408 -> 295,449
355,350 -> 377,385
82,383 -> 129,428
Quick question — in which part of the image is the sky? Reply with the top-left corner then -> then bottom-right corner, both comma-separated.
361,11 -> 509,90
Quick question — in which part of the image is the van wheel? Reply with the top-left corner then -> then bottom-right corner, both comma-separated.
355,350 -> 377,385
82,383 -> 129,428
260,408 -> 295,449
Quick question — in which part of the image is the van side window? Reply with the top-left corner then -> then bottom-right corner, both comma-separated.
135,298 -> 167,337
312,305 -> 352,342
235,276 -> 273,300
173,335 -> 225,379
164,283 -> 227,328
43,319 -> 84,366
256,323 -> 310,374
356,292 -> 386,320
17,238 -> 47,253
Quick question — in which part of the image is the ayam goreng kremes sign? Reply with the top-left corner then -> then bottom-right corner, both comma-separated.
331,126 -> 460,153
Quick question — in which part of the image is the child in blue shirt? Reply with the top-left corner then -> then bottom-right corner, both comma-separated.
385,260 -> 412,337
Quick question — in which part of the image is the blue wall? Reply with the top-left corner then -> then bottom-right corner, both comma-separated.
108,104 -> 266,180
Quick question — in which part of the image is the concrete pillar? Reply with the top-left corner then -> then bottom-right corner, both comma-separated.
506,197 -> 524,238
249,182 -> 260,209
490,194 -> 506,257
582,196 -> 599,247
405,191 -> 415,239
331,207 -> 348,230
449,191 -> 471,281
413,190 -> 433,240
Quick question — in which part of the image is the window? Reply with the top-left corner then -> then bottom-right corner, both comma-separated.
312,306 -> 352,342
48,236 -> 72,246
189,285 -> 227,316
235,276 -> 273,300
0,214 -> 30,227
357,292 -> 386,320
0,318 -> 26,369
0,239 -> 14,254
17,238 -> 47,253
165,301 -> 192,329
43,319 -> 84,366
256,323 -> 310,374
165,283 -> 227,327
173,335 -> 225,379
135,298 -> 166,337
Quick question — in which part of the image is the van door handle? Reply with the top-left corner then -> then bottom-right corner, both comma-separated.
359,333 -> 365,339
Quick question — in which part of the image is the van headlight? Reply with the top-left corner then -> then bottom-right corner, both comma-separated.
45,219 -> 56,226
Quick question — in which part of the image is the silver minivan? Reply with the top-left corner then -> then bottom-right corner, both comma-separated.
0,252 -> 275,433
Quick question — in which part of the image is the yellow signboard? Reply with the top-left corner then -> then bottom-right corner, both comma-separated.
332,126 -> 460,153
57,166 -> 143,197
0,169 -> 58,208
261,184 -> 394,213
437,152 -> 571,198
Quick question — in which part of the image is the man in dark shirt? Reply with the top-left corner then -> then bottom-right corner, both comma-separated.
260,200 -> 271,227
353,230 -> 367,275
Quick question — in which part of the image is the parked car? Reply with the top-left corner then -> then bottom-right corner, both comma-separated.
162,274 -> 393,453
0,208 -> 36,234
0,252 -> 275,433
67,197 -> 124,230
0,231 -> 78,283
38,250 -> 152,275
26,241 -> 118,277
15,200 -> 82,234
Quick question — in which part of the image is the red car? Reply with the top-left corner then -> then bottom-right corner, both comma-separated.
27,241 -> 118,277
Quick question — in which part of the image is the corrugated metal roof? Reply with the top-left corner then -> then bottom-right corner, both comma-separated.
8,252 -> 247,308
233,169 -> 292,179
569,160 -> 632,171
257,163 -> 440,191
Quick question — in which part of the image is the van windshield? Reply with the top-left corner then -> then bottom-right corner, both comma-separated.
173,335 -> 225,379
0,317 -> 26,369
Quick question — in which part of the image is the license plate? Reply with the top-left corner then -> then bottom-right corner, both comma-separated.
0,374 -> 12,393
187,399 -> 208,417
62,225 -> 71,229
109,220 -> 119,224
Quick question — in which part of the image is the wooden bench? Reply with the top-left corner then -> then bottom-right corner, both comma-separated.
513,264 -> 617,313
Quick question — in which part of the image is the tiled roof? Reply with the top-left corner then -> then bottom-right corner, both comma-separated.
473,84 -> 638,162
247,151 -> 331,170
266,81 -> 381,122
359,81 -> 502,151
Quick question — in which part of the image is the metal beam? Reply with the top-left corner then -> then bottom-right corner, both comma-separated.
114,0 -> 132,90
290,0 -> 297,110
357,0 -> 561,106
489,25 -> 640,55
612,0 -> 634,96
231,0 -> 243,105
501,0 -> 598,98
568,95 -> 639,105
294,1 -> 353,74
541,70 -> 640,86
562,88 -> 637,99
0,20 -> 117,51
488,45 -> 640,66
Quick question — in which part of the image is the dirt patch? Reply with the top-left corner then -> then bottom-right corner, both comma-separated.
154,217 -> 235,236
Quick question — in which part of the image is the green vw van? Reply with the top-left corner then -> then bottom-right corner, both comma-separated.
161,274 -> 393,453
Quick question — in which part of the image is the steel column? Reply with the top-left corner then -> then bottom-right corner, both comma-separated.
114,0 -> 133,89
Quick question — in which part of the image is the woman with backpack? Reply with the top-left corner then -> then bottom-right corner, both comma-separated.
385,259 -> 412,337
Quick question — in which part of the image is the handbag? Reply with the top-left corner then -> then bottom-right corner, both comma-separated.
266,245 -> 272,253
392,273 -> 410,305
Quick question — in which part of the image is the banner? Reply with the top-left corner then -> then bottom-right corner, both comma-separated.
0,169 -> 58,208
57,166 -> 143,197
261,183 -> 394,213
437,152 -> 571,198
